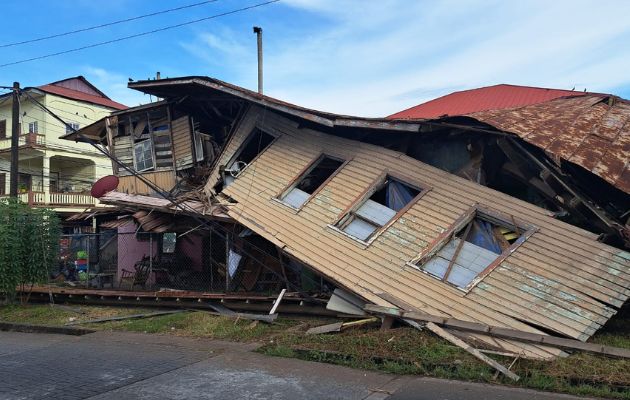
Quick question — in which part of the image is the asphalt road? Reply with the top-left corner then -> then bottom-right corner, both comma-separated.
0,330 -> 594,400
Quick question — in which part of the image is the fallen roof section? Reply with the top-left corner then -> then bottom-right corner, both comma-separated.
465,95 -> 630,194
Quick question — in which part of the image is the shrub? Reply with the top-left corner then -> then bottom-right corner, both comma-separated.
0,199 -> 60,303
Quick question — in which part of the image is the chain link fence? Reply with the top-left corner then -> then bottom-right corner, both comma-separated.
51,224 -> 331,296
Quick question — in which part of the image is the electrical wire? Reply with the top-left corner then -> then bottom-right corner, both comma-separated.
0,0 -> 280,68
0,0 -> 220,48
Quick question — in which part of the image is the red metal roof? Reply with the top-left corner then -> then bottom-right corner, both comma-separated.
37,83 -> 127,110
388,84 -> 587,119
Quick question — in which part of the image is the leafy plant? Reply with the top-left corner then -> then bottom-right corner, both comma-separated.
0,199 -> 60,304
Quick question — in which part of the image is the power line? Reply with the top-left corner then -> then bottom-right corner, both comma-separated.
0,0 -> 220,48
0,0 -> 280,68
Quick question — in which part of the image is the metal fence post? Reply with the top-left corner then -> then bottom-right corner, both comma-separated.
149,233 -> 154,290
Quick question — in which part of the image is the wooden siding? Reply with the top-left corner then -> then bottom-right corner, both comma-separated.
118,171 -> 176,195
205,106 -> 630,359
113,135 -> 133,177
171,116 -> 193,170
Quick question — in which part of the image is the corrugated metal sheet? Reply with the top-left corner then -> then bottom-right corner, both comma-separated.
468,96 -> 630,194
387,84 -> 588,119
206,106 -> 630,359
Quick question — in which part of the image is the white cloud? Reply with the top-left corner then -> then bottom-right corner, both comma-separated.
182,1 -> 630,116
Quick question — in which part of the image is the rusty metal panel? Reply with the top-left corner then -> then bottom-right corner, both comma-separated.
469,96 -> 630,194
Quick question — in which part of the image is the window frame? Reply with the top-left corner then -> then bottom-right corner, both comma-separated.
0,119 -> 6,139
223,125 -> 279,181
133,138 -> 156,172
328,171 -> 430,246
274,153 -> 348,212
65,122 -> 80,135
408,204 -> 538,293
28,121 -> 38,134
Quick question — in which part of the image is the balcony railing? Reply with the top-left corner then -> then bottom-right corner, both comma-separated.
0,191 -> 97,207
0,133 -> 46,151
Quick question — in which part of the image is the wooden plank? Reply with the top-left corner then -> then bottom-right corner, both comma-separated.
365,304 -> 630,359
425,322 -> 520,381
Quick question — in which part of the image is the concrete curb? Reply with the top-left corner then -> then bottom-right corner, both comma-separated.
0,322 -> 95,336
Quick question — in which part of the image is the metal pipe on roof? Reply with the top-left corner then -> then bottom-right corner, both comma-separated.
253,26 -> 263,94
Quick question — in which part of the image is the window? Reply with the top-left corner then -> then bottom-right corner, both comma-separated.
279,155 -> 345,209
28,121 -> 38,134
223,128 -> 275,186
133,139 -> 155,172
417,209 -> 534,291
336,175 -> 422,242
65,122 -> 80,134
0,120 -> 6,139
0,173 -> 5,195
162,233 -> 177,253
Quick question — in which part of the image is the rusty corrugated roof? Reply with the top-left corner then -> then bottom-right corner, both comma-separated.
467,95 -> 630,194
388,84 -> 589,119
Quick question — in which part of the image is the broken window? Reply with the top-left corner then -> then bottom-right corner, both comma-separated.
336,176 -> 421,242
223,128 -> 275,186
133,139 -> 155,172
279,155 -> 345,209
419,210 -> 529,290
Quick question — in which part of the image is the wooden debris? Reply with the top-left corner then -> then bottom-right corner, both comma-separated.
365,304 -> 630,359
65,310 -> 186,326
425,322 -> 520,381
306,317 -> 378,335
269,288 -> 286,315
307,322 -> 344,335
207,303 -> 277,324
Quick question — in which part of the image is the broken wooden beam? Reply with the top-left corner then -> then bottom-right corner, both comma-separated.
425,322 -> 520,381
306,317 -> 379,335
364,304 -> 630,359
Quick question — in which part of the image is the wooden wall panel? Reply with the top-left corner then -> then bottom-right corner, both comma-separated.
171,116 -> 193,170
117,171 -> 176,195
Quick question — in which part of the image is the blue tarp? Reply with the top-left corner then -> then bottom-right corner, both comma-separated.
386,180 -> 416,211
466,220 -> 502,254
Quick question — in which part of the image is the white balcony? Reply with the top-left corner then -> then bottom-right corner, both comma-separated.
1,191 -> 97,207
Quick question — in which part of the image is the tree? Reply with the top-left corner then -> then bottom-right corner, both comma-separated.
0,199 -> 60,304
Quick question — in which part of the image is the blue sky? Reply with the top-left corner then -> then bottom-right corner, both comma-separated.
0,0 -> 629,117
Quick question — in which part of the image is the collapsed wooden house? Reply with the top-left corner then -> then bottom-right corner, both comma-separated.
63,76 -> 630,364
111,77 -> 628,361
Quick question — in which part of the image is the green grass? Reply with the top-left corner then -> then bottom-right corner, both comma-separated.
2,303 -> 629,399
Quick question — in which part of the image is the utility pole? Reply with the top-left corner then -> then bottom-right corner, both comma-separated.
9,82 -> 19,197
253,26 -> 263,94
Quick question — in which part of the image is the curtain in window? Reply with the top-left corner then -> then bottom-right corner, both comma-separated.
466,220 -> 502,254
386,180 -> 416,211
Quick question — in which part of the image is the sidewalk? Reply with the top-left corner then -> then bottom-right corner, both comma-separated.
0,331 -> 594,400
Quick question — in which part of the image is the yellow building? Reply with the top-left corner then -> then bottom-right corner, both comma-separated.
0,76 -> 126,215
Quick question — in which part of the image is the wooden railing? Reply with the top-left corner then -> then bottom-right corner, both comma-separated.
0,133 -> 46,150
0,191 -> 96,207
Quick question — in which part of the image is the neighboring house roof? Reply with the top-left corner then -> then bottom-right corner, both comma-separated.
37,76 -> 127,110
388,84 -> 589,119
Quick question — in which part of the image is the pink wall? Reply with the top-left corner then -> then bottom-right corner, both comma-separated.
117,223 -> 156,278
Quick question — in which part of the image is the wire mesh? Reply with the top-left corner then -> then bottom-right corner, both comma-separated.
52,225 -> 332,296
